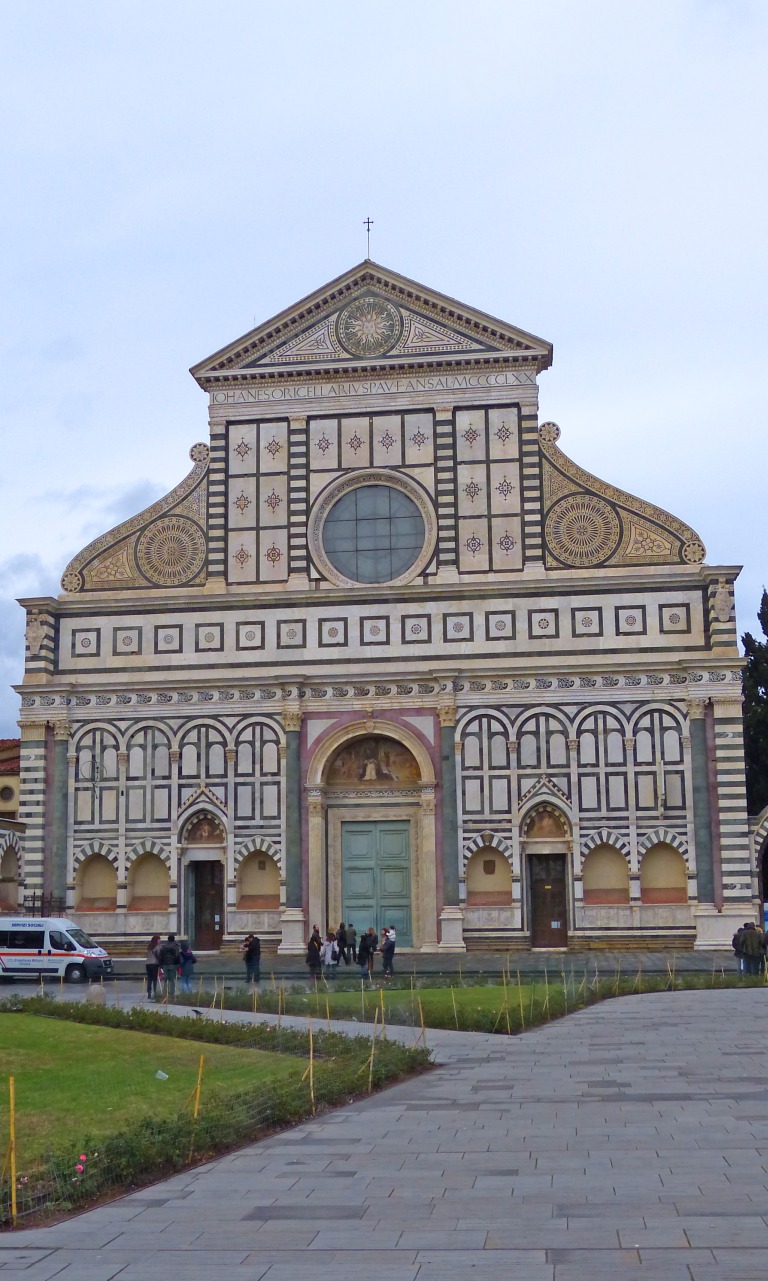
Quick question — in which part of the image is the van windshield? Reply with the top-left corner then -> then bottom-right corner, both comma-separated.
67,929 -> 97,949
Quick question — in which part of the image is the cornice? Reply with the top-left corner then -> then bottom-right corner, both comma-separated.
15,664 -> 744,717
23,563 -> 740,617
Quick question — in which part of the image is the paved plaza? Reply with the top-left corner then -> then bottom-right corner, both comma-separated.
4,988 -> 768,1279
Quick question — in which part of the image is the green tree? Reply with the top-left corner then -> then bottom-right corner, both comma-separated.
743,589 -> 768,814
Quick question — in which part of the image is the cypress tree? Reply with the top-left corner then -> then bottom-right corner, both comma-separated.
743,589 -> 768,814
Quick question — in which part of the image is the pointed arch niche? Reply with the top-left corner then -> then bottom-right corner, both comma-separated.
305,720 -> 439,951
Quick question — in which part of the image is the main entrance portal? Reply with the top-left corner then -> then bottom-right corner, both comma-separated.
342,820 -> 412,945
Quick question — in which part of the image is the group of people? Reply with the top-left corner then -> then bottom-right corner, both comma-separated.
144,933 -> 197,998
305,922 -> 396,981
732,921 -> 766,976
146,919 -> 398,998
145,931 -> 261,997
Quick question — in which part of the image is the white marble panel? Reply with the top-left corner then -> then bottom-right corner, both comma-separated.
259,474 -> 287,528
455,409 -> 487,462
113,626 -> 140,656
228,531 -> 257,583
457,464 -> 488,516
491,516 -> 523,569
229,476 -> 257,528
488,406 -> 519,459
339,415 -> 371,468
372,414 -> 402,466
260,527 -> 288,582
229,424 -> 257,475
489,461 -> 520,512
572,607 -> 602,637
258,420 -> 288,474
404,412 -> 434,465
310,417 -> 338,467
458,519 -> 489,571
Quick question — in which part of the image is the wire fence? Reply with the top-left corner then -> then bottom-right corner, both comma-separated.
0,996 -> 429,1228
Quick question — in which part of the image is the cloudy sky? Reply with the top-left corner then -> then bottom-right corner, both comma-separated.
1,0 -> 765,736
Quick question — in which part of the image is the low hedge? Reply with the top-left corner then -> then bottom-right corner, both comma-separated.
0,997 -> 430,1226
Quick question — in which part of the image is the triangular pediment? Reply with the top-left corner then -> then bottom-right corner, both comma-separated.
191,261 -> 552,384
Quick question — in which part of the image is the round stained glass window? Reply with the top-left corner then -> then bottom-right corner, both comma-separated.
322,484 -> 426,584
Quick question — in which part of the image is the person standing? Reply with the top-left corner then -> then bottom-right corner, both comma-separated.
345,921 -> 357,965
741,921 -> 765,976
241,932 -> 261,983
357,928 -> 372,981
306,925 -> 322,979
145,934 -> 161,999
321,931 -> 339,980
336,922 -> 350,965
381,927 -> 396,979
365,926 -> 378,978
156,933 -> 181,999
178,940 -> 196,992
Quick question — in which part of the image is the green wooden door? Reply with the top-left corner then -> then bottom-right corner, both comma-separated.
342,820 -> 412,945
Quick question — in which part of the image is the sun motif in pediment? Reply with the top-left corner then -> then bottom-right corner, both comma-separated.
336,296 -> 403,357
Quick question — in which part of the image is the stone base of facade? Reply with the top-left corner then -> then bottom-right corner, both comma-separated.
437,906 -> 467,952
277,907 -> 307,954
693,904 -> 756,950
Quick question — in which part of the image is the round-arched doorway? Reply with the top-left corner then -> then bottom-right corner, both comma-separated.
181,813 -> 226,950
522,805 -> 572,948
306,721 -> 438,950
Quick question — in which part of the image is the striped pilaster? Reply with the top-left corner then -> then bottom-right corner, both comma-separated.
520,412 -> 544,563
435,411 -> 457,568
18,724 -> 48,894
707,577 -> 738,650
23,608 -> 56,678
689,707 -> 714,902
288,416 -> 308,576
710,696 -> 752,902
207,425 -> 227,580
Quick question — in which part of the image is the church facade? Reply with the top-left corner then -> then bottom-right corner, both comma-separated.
14,262 -> 752,952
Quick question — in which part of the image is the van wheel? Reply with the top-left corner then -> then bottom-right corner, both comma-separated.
65,964 -> 87,984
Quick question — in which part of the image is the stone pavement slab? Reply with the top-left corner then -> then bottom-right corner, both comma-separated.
6,989 -> 768,1278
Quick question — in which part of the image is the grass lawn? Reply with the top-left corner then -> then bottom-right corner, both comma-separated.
282,981 -> 536,1028
0,1014 -> 305,1163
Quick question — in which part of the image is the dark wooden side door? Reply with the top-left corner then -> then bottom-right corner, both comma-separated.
192,861 -> 224,950
529,853 -> 568,947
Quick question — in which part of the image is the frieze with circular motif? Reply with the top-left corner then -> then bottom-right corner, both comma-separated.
136,517 -> 206,587
545,493 -> 621,567
335,295 -> 403,357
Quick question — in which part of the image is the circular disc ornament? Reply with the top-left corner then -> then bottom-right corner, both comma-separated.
136,517 -> 206,586
545,494 -> 621,567
336,295 -> 403,357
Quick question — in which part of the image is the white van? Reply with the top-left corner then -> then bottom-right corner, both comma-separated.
0,917 -> 113,983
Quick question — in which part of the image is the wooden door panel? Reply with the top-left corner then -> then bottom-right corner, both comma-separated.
529,853 -> 568,948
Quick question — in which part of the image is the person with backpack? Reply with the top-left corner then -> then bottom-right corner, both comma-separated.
740,922 -> 765,976
156,933 -> 181,999
321,931 -> 339,980
178,940 -> 197,993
